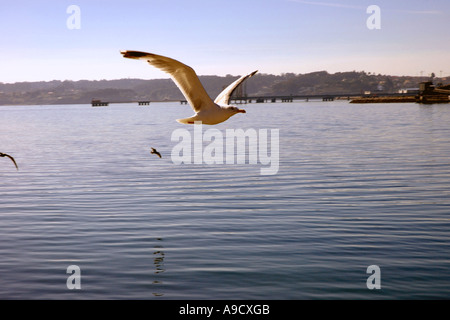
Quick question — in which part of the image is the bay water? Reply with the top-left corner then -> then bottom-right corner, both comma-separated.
1,101 -> 449,299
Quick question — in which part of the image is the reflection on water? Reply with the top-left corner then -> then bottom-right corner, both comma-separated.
152,238 -> 165,297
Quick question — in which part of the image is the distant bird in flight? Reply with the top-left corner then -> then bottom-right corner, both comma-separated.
150,148 -> 162,158
121,50 -> 257,125
0,152 -> 18,170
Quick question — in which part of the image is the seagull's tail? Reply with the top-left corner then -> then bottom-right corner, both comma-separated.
176,116 -> 198,125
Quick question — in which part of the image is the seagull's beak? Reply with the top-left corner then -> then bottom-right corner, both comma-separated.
238,109 -> 246,113
120,50 -> 131,58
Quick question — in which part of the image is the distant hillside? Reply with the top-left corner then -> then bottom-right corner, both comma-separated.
0,71 -> 444,105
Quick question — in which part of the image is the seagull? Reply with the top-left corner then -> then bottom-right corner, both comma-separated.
150,147 -> 162,158
121,50 -> 257,125
0,152 -> 18,170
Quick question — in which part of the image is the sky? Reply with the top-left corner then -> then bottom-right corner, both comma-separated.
0,0 -> 449,83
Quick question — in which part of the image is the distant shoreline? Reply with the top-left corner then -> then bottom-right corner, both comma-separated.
1,71 -> 446,106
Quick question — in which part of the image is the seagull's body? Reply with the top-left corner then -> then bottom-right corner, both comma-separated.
121,51 -> 257,125
0,152 -> 18,170
150,147 -> 162,158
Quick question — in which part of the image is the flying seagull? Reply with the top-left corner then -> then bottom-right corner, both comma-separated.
121,50 -> 258,125
0,152 -> 18,170
150,147 -> 162,158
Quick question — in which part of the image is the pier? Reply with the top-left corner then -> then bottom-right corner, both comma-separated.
93,83 -> 449,106
350,82 -> 450,104
350,96 -> 416,103
231,93 -> 357,104
91,99 -> 109,107
415,81 -> 450,104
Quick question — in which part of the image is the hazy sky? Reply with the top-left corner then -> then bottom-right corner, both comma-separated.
1,0 -> 449,83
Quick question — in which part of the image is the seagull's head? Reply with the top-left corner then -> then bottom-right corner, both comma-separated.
226,106 -> 246,115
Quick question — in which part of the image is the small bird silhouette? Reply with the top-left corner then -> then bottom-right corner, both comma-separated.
0,152 -> 19,170
150,148 -> 162,158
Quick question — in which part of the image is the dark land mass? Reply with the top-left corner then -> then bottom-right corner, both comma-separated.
0,71 -> 446,105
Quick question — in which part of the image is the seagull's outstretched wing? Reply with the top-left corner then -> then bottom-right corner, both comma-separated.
214,70 -> 258,106
150,147 -> 162,158
0,152 -> 18,170
121,51 -> 215,112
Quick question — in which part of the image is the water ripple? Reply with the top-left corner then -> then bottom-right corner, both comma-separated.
1,102 -> 450,299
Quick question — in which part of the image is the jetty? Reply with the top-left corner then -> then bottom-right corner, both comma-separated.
88,80 -> 449,106
232,94 -> 351,104
415,81 -> 450,104
350,81 -> 450,104
350,96 -> 416,103
91,99 -> 109,107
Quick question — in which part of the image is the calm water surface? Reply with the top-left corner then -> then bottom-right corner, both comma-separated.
1,101 -> 449,299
